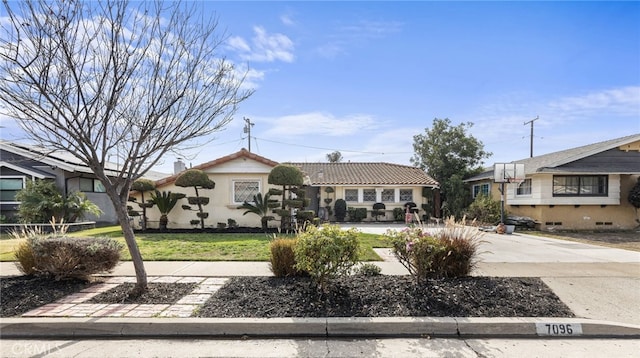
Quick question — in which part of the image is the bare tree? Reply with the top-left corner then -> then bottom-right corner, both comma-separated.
0,0 -> 252,294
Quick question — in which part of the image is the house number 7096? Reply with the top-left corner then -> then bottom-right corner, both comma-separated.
535,323 -> 582,336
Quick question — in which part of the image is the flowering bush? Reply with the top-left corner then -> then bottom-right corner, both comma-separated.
386,217 -> 482,283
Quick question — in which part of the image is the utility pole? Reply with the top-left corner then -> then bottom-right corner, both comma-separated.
524,116 -> 539,158
243,117 -> 254,152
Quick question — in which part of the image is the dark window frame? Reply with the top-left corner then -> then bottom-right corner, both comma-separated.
552,175 -> 608,197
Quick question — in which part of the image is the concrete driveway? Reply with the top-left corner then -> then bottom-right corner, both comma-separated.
347,223 -> 640,325
345,223 -> 640,263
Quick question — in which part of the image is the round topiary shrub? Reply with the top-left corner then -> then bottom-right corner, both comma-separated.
335,199 -> 347,222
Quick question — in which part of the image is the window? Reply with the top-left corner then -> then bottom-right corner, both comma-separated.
517,179 -> 532,195
553,175 -> 607,196
344,189 -> 358,202
0,177 -> 24,202
472,183 -> 489,198
233,180 -> 260,203
399,189 -> 413,201
381,189 -> 395,202
362,189 -> 376,202
80,178 -> 106,193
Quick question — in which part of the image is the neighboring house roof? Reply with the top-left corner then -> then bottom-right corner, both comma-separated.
289,162 -> 439,187
465,133 -> 640,182
0,140 -> 120,176
154,148 -> 278,187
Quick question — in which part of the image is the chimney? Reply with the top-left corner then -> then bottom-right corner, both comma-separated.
174,159 -> 186,174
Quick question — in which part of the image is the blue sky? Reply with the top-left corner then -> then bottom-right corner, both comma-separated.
2,1 -> 639,174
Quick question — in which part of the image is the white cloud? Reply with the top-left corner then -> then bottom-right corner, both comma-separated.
263,112 -> 380,137
548,86 -> 640,118
280,13 -> 295,26
228,26 -> 294,63
316,19 -> 403,59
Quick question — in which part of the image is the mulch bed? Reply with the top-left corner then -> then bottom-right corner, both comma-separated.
2,275 -> 574,318
195,276 -> 574,318
86,282 -> 197,304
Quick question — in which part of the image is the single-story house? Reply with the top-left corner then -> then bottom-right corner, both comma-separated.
131,149 -> 440,229
0,140 -> 120,224
289,162 -> 440,222
465,134 -> 640,230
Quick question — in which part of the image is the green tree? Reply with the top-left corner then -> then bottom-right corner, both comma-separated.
411,118 -> 491,219
237,192 -> 279,231
63,192 -> 103,222
175,169 -> 215,229
15,180 -> 101,223
130,179 -> 156,231
150,190 -> 186,230
0,0 -> 252,294
326,151 -> 343,163
268,165 -> 306,231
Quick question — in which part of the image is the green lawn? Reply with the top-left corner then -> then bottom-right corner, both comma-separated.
1,226 -> 391,262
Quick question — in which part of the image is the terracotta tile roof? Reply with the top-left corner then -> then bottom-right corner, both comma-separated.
155,148 -> 278,188
289,162 -> 439,187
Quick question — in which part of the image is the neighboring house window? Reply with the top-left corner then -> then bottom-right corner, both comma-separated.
0,177 -> 25,202
381,189 -> 395,202
399,189 -> 413,202
233,180 -> 260,203
516,179 -> 532,195
345,189 -> 358,202
472,183 -> 489,198
553,175 -> 608,196
80,178 -> 106,193
362,189 -> 376,202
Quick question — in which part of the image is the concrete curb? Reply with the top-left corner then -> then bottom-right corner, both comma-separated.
2,317 -> 639,339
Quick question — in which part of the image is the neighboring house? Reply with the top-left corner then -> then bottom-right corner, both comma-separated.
465,134 -> 640,230
0,141 -> 120,224
132,149 -> 440,229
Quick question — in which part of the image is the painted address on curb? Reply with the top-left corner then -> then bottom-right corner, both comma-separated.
535,323 -> 583,336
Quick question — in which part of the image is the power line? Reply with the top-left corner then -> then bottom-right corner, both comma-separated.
252,136 -> 413,155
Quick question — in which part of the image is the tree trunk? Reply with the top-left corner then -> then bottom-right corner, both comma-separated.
108,190 -> 148,293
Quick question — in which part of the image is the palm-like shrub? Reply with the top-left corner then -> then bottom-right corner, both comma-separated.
237,192 -> 279,231
150,190 -> 186,230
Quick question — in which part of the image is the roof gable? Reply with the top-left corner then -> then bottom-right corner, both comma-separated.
515,134 -> 640,174
155,148 -> 278,187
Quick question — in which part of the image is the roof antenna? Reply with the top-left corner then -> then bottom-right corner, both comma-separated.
524,116 -> 539,158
